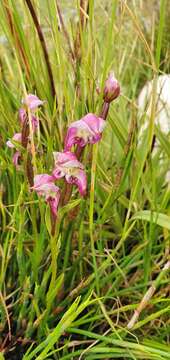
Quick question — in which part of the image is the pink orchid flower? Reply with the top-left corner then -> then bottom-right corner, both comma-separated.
6,133 -> 22,148
32,174 -> 60,217
19,108 -> 38,132
53,151 -> 87,196
22,94 -> 44,111
64,113 -> 106,151
19,93 -> 44,132
6,133 -> 22,168
103,72 -> 120,103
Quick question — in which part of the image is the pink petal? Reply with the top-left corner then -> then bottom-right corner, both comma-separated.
12,151 -> 21,168
47,192 -> 60,217
31,115 -> 39,131
32,174 -> 60,216
19,108 -> 39,132
23,94 -> 44,110
104,72 -> 120,103
19,108 -> 27,124
66,169 -> 87,196
83,113 -> 106,134
64,113 -> 106,150
53,151 -> 83,168
33,174 -> 55,191
53,151 -> 84,180
64,127 -> 78,151
6,133 -> 22,148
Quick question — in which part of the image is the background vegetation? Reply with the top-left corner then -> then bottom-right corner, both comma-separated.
0,0 -> 170,359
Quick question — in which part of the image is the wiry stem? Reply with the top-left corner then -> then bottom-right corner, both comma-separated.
56,0 -> 75,64
3,0 -> 30,79
74,0 -> 89,94
100,101 -> 110,120
21,117 -> 34,187
24,0 -> 56,100
114,108 -> 137,190
127,260 -> 170,329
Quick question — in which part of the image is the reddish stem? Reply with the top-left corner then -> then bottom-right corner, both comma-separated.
100,101 -> 110,120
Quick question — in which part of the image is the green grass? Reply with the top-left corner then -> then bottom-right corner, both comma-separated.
0,0 -> 170,359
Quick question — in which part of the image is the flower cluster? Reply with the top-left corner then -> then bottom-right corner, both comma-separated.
7,73 -> 120,220
32,113 -> 106,217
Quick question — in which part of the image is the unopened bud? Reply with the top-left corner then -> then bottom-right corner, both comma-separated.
103,72 -> 120,103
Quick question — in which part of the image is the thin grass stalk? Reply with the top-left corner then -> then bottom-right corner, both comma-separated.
127,260 -> 170,329
3,0 -> 30,79
56,0 -> 75,64
24,0 -> 56,101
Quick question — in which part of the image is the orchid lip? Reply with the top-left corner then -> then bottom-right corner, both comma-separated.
64,113 -> 106,150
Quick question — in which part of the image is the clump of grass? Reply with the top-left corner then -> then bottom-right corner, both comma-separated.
0,0 -> 170,359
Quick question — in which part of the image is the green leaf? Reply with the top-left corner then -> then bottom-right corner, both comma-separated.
132,210 -> 170,230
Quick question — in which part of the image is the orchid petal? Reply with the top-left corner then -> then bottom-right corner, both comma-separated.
33,174 -> 55,190
19,108 -> 27,124
6,133 -> 22,148
23,94 -> 44,110
64,113 -> 106,150
66,169 -> 87,196
53,151 -> 87,196
104,72 -> 120,103
12,151 -> 21,168
47,194 -> 60,217
53,151 -> 84,169
32,174 -> 60,217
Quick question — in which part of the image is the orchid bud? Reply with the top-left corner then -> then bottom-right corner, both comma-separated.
103,72 -> 120,103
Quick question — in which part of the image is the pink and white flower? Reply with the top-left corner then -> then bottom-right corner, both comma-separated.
32,174 -> 60,217
53,151 -> 87,196
64,113 -> 106,151
22,94 -> 44,111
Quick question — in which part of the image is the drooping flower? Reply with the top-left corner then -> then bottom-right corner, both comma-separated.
6,133 -> 22,168
32,174 -> 60,217
22,94 -> 44,111
64,113 -> 106,151
103,72 -> 120,103
53,151 -> 87,196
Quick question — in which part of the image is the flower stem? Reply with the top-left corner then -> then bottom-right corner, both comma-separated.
25,0 -> 56,100
127,260 -> 170,329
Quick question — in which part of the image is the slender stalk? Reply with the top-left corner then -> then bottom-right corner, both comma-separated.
89,144 -> 100,295
74,0 -> 89,92
100,101 -> 110,120
56,0 -> 75,64
24,0 -> 56,100
127,260 -> 170,329
47,220 -> 61,307
3,0 -> 30,79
